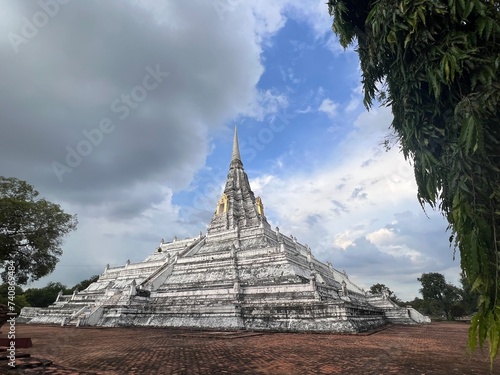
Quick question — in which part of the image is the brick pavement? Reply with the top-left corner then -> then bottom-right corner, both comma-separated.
1,322 -> 498,374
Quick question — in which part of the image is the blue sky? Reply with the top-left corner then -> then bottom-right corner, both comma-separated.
0,0 -> 460,300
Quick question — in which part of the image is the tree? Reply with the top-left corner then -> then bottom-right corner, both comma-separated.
418,273 -> 461,320
24,281 -> 71,308
0,177 -> 77,284
459,271 -> 479,315
20,275 -> 99,309
370,283 -> 390,295
369,283 -> 402,305
450,303 -> 467,319
327,0 -> 500,362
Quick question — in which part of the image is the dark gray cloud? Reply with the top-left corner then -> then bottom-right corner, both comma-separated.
306,214 -> 322,226
385,210 -> 455,268
361,158 -> 374,167
320,236 -> 428,300
330,199 -> 348,215
334,237 -> 412,271
350,187 -> 367,200
1,0 -> 263,219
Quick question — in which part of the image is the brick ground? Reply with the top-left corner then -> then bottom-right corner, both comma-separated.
2,322 -> 498,374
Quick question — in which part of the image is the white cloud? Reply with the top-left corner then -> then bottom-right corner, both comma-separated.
250,174 -> 276,196
325,34 -> 345,55
285,0 -> 334,39
279,66 -> 302,84
296,106 -> 312,114
252,106 -> 459,300
367,228 -> 396,245
318,98 -> 339,118
248,89 -> 289,120
344,85 -> 363,112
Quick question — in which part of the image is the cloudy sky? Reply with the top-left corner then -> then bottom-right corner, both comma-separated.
1,0 -> 461,300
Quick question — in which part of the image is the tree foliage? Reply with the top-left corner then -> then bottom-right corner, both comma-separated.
406,296 -> 425,310
369,283 -> 402,304
459,271 -> 480,314
370,283 -> 390,295
406,273 -> 473,319
0,177 -> 78,284
0,274 -> 100,311
328,0 -> 500,362
71,274 -> 99,293
418,272 -> 461,320
24,281 -> 71,308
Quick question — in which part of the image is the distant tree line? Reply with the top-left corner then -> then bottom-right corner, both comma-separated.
372,272 -> 478,320
0,275 -> 99,314
3,271 -> 475,320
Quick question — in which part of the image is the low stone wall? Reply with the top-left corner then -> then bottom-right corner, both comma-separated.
240,301 -> 385,332
408,307 -> 431,323
98,310 -> 245,329
85,299 -> 387,333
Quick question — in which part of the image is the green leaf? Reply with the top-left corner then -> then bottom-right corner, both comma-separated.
387,31 -> 397,44
463,1 -> 474,19
404,33 -> 412,48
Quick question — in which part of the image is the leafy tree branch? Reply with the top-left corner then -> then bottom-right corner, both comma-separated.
0,177 -> 77,284
328,0 -> 500,363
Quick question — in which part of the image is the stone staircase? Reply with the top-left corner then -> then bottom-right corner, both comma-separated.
366,294 -> 430,324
